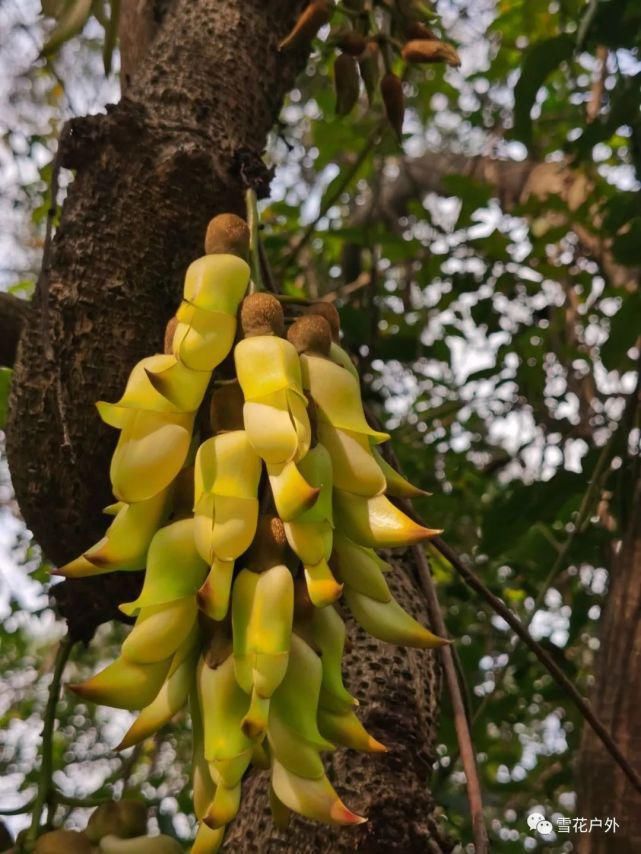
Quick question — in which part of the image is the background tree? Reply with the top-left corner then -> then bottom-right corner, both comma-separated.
1,0 -> 640,852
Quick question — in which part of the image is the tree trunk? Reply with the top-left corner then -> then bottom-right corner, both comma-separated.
228,564 -> 451,853
5,1 -> 450,849
577,476 -> 641,852
6,0 -> 308,639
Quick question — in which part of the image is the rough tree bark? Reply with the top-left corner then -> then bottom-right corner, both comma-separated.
7,0 -> 310,638
5,1 -> 450,850
577,475 -> 641,853
0,292 -> 29,368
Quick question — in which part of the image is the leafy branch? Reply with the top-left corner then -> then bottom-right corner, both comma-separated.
278,120 -> 385,274
429,532 -> 641,795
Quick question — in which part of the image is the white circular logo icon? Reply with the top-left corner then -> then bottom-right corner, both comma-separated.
527,812 -> 545,831
537,819 -> 553,835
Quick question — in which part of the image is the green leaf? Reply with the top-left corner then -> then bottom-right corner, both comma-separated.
513,34 -> 574,147
102,0 -> 120,75
600,291 -> 641,370
441,174 -> 493,225
612,218 -> 641,266
481,468 -> 586,557
41,0 -> 93,57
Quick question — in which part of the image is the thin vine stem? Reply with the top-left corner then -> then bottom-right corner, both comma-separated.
245,187 -> 264,294
24,635 -> 74,851
0,800 -> 35,817
411,543 -> 489,853
278,119 -> 385,274
55,793 -> 161,809
367,408 -> 488,849
429,534 -> 641,795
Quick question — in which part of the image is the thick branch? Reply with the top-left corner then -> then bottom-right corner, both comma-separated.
0,292 -> 29,368
364,152 -> 636,291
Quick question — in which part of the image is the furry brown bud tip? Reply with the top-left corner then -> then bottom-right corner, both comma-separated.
204,213 -> 250,258
287,315 -> 332,356
164,316 -> 179,355
239,292 -> 285,338
305,301 -> 340,342
402,39 -> 461,68
380,72 -> 405,140
210,383 -> 245,433
279,1 -> 332,52
334,52 -> 361,116
35,830 -> 93,854
335,30 -> 368,56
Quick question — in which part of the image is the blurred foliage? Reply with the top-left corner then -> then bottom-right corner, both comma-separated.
1,0 -> 641,851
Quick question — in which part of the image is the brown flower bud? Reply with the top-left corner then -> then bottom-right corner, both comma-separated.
305,301 -> 340,342
334,52 -> 361,116
239,292 -> 285,338
335,29 -> 368,56
287,314 -> 332,356
402,39 -> 461,67
396,0 -> 433,20
404,21 -> 436,40
358,40 -> 381,105
279,1 -> 332,52
204,213 -> 250,258
380,72 -> 405,140
86,800 -> 147,844
35,831 -> 93,854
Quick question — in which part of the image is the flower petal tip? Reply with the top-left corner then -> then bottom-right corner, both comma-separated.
66,682 -> 85,698
331,803 -> 367,825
